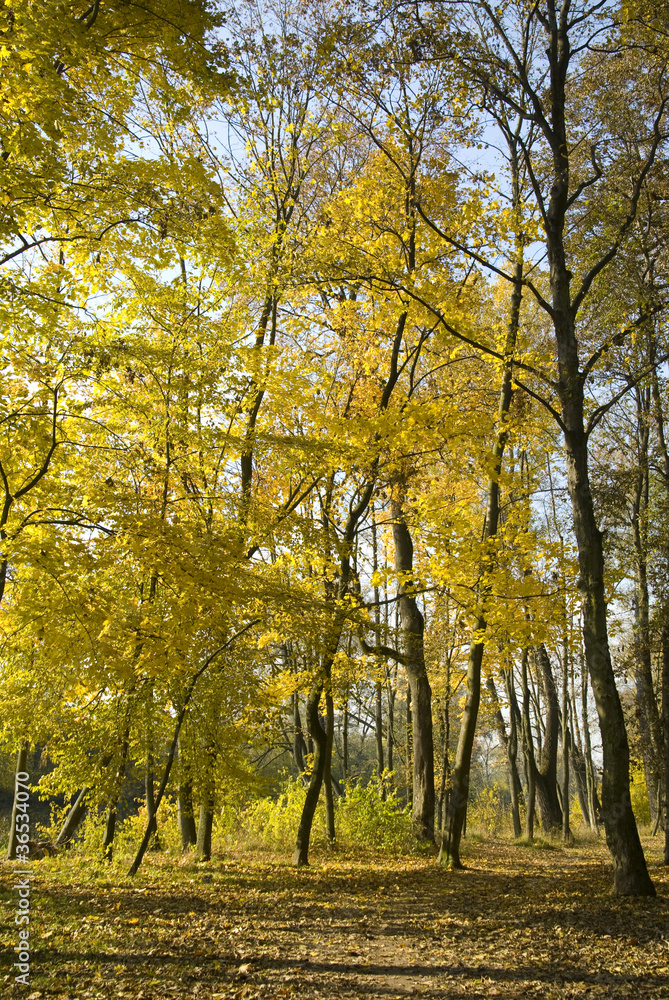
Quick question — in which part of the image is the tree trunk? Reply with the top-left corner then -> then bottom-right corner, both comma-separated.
103,724 -> 130,862
293,690 -> 308,776
521,648 -> 536,840
293,675 -> 328,866
146,761 -> 162,852
342,697 -> 349,779
55,788 -> 88,848
6,743 -> 29,860
197,745 -> 216,861
197,799 -> 214,861
391,497 -> 434,841
504,666 -> 524,838
533,644 -> 563,834
371,506 -> 385,789
324,691 -> 336,846
179,779 -> 197,850
562,654 -> 572,844
406,684 -> 413,808
561,403 -> 654,891
662,624 -> 669,864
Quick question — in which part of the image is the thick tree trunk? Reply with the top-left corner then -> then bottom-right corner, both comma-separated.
562,412 -> 654,893
55,788 -> 88,848
391,499 -> 434,841
6,743 -> 29,860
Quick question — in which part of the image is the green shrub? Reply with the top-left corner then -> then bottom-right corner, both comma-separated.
337,772 -> 413,852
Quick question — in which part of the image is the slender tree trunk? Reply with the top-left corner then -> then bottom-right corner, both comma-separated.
441,149 -> 522,864
562,651 -> 572,844
581,662 -> 601,832
406,684 -> 414,808
293,674 -> 328,866
293,690 -> 307,776
178,737 -> 197,851
103,724 -> 130,862
197,799 -> 214,861
324,691 -> 336,846
55,788 -> 88,848
661,624 -> 669,864
179,779 -> 197,850
342,696 -> 349,779
533,645 -> 563,834
146,764 -> 161,852
392,497 -> 434,840
504,666 -> 524,838
371,507 -> 385,790
196,743 -> 216,861
631,391 -> 663,826
6,743 -> 29,860
387,664 -> 395,776
521,648 -> 536,840
487,674 -> 522,838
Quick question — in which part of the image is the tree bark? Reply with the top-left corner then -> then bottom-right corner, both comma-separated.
179,778 -> 197,850
521,648 -> 537,840
197,799 -> 214,861
324,691 -> 336,846
55,788 -> 88,848
562,651 -> 572,844
103,724 -> 130,862
662,624 -> 669,864
391,498 -> 434,841
293,690 -> 308,777
293,675 -> 328,866
533,645 -> 563,834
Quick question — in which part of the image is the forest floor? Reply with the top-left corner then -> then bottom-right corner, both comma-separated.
1,835 -> 669,999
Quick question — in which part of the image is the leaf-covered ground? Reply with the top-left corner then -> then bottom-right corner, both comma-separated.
2,836 -> 669,999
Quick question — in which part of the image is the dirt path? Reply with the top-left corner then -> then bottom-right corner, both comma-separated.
2,839 -> 669,998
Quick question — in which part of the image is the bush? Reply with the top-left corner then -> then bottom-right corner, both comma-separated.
337,772 -> 413,853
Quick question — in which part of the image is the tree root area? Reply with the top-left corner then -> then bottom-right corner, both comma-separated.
2,838 -> 668,999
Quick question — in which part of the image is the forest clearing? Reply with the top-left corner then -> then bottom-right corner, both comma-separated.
2,837 -> 669,999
